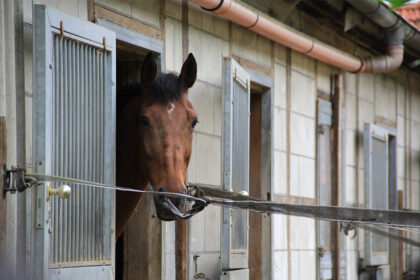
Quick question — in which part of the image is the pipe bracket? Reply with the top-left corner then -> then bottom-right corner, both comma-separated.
201,0 -> 224,12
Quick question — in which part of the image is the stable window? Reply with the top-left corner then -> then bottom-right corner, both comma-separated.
33,5 -> 116,279
364,123 -> 397,266
221,57 -> 250,279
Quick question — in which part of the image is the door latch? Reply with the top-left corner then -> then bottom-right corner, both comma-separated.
2,165 -> 38,195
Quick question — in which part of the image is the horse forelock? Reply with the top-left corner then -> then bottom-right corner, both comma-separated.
147,73 -> 187,104
117,72 -> 187,113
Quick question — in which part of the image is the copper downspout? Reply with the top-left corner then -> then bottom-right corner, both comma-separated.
190,0 -> 404,73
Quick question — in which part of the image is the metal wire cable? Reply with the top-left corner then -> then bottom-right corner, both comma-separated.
23,172 -> 420,228
25,172 -> 207,204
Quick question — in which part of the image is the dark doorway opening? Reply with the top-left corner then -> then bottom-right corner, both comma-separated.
249,82 -> 268,280
115,42 -> 161,280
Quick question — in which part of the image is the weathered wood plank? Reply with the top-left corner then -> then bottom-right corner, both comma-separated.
94,5 -> 162,41
331,74 -> 342,280
249,92 -> 262,279
176,3 -> 189,279
175,220 -> 187,280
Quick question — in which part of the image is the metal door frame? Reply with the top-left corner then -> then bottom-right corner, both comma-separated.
97,18 -> 167,279
245,67 -> 273,279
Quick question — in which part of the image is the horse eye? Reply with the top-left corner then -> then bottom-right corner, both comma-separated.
192,118 -> 199,128
139,116 -> 150,126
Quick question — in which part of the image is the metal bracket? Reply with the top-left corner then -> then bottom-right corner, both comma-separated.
2,165 -> 38,195
341,221 -> 357,239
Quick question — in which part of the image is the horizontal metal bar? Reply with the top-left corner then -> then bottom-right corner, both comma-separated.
204,196 -> 420,228
24,173 -> 420,228
356,224 -> 420,247
49,260 -> 112,268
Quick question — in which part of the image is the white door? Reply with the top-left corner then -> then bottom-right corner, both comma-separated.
32,5 -> 116,279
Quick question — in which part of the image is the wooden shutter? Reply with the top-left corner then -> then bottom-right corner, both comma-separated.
221,57 -> 250,279
33,5 -> 116,279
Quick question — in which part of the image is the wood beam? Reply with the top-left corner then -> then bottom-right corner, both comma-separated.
331,74 -> 343,280
176,1 -> 189,279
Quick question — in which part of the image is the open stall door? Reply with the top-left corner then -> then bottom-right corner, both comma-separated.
32,5 -> 116,279
221,58 -> 250,280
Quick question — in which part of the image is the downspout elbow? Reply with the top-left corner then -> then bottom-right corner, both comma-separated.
360,45 -> 404,73
358,27 -> 404,73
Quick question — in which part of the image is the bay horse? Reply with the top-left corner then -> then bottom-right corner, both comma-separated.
116,53 -> 198,238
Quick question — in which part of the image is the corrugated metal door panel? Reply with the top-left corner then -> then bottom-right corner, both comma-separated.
50,36 -> 107,264
33,5 -> 116,279
231,78 -> 249,252
221,57 -> 250,274
364,124 -> 390,266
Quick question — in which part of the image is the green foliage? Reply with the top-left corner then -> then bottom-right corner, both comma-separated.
376,0 -> 412,10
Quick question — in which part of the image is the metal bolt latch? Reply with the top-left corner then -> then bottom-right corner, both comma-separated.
47,184 -> 71,201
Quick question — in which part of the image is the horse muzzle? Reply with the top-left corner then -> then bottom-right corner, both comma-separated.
153,187 -> 206,221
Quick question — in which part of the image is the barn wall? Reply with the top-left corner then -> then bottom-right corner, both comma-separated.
185,3 -> 227,279
13,0 -> 420,279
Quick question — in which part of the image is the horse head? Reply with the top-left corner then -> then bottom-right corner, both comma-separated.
118,53 -> 198,222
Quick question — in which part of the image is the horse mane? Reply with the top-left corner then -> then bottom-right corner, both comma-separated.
117,72 -> 186,113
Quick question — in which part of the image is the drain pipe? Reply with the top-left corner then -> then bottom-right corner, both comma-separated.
361,28 -> 404,73
189,0 -> 404,73
347,0 -> 420,51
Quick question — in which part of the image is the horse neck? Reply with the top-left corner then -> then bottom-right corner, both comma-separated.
116,116 -> 149,189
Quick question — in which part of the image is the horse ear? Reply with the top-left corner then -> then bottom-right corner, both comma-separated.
141,52 -> 157,83
179,53 -> 197,88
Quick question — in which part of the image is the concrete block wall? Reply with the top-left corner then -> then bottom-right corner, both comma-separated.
96,0 -> 160,27
343,71 -> 359,280
407,85 -> 420,271
289,52 -> 316,280
184,3 -> 227,279
15,0 -> 420,279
